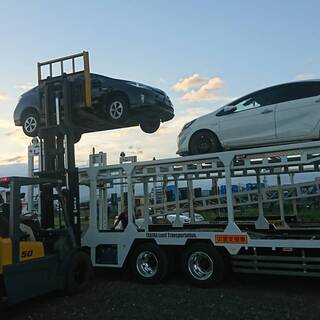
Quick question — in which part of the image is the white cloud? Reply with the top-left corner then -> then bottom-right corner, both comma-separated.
294,73 -> 317,81
0,92 -> 8,101
14,82 -> 34,91
0,155 -> 26,165
181,76 -> 231,102
173,74 -> 206,92
0,119 -> 14,129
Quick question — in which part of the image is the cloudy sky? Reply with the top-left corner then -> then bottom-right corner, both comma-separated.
0,0 -> 319,174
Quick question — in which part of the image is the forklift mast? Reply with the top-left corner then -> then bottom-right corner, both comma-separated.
37,51 -> 92,245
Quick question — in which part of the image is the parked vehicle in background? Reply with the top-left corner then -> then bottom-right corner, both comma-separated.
14,73 -> 174,138
177,80 -> 320,155
117,212 -> 206,229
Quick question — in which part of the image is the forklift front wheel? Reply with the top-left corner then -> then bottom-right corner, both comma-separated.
65,251 -> 93,295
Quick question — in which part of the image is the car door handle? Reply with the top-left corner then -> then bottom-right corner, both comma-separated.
261,109 -> 273,114
315,98 -> 320,103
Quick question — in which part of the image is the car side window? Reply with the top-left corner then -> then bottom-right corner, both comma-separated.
220,88 -> 275,115
233,96 -> 261,112
274,82 -> 320,104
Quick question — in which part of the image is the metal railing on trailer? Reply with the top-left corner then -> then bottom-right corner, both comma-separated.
80,140 -> 320,229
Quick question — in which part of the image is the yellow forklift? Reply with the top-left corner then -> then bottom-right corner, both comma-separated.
0,52 -> 93,305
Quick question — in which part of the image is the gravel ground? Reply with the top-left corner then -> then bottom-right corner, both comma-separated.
3,270 -> 320,320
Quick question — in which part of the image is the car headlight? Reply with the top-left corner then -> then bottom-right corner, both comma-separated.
126,81 -> 150,90
182,119 -> 196,131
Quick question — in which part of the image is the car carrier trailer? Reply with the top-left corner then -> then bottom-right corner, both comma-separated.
79,140 -> 320,286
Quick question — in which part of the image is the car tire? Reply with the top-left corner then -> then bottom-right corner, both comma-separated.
65,251 -> 93,295
140,120 -> 160,134
181,243 -> 225,287
130,242 -> 168,284
22,110 -> 40,137
105,96 -> 128,123
189,131 -> 220,155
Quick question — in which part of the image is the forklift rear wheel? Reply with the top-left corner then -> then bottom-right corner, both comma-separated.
22,110 -> 39,137
181,243 -> 225,287
131,242 -> 168,284
66,251 -> 93,295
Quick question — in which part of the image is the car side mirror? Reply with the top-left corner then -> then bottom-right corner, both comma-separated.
223,105 -> 237,114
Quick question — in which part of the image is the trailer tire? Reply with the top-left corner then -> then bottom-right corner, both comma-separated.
130,243 -> 168,284
65,251 -> 93,295
181,243 -> 225,287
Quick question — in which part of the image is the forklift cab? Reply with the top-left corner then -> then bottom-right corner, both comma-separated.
0,194 -> 37,241
0,176 -> 92,305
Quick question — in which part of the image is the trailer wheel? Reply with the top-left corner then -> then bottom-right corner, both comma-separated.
131,243 -> 168,284
181,243 -> 225,287
65,251 -> 93,295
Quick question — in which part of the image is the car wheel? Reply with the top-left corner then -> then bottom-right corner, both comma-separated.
130,242 -> 168,284
181,243 -> 225,287
22,110 -> 40,137
105,96 -> 128,123
140,120 -> 160,134
189,131 -> 220,155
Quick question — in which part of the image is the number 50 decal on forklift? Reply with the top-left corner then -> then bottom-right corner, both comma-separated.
21,250 -> 33,258
19,241 -> 45,262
